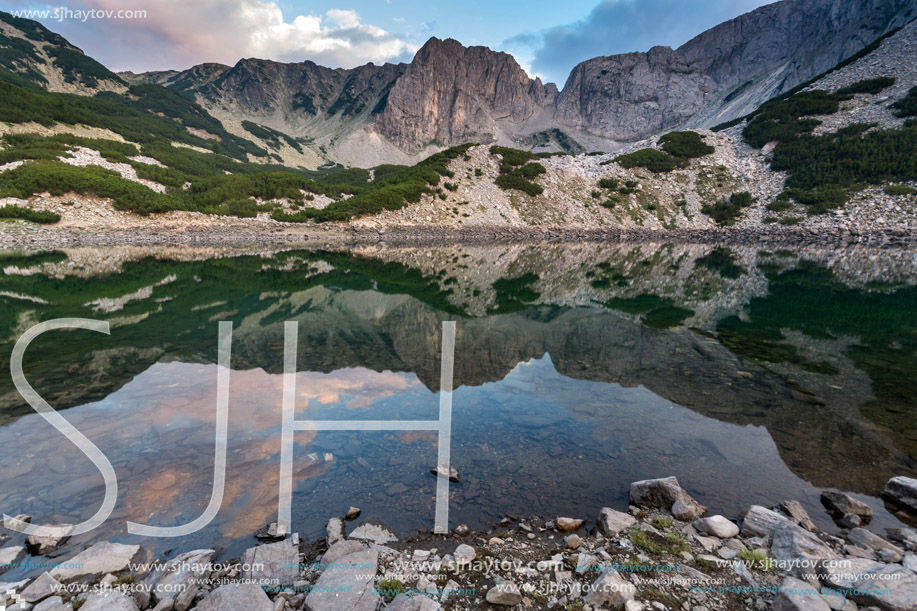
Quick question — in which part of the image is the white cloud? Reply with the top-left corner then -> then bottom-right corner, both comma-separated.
24,0 -> 418,72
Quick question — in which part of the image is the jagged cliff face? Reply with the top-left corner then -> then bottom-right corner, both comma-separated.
377,38 -> 557,153
556,0 -> 917,138
554,47 -> 716,141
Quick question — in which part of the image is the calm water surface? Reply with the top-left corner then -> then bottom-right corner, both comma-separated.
0,243 -> 915,572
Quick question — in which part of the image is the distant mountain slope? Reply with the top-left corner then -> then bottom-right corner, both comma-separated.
555,0 -> 917,139
0,10 -> 125,93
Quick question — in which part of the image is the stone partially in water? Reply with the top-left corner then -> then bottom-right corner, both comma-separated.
26,524 -> 74,555
326,517 -> 345,545
349,518 -> 399,544
629,476 -> 706,520
884,476 -> 917,515
50,542 -> 142,582
821,490 -> 873,524
430,465 -> 461,483
847,528 -> 904,562
555,517 -> 584,531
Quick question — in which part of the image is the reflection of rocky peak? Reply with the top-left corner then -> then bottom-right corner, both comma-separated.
377,37 -> 557,153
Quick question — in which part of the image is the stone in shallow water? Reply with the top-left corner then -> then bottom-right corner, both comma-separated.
349,518 -> 399,544
196,584 -> 273,611
629,476 -> 706,520
0,546 -> 26,573
304,549 -> 379,611
430,465 -> 461,482
884,476 -> 917,514
345,506 -> 361,521
50,542 -> 141,582
821,490 -> 873,523
26,524 -> 74,555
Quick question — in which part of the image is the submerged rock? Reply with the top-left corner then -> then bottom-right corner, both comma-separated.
629,476 -> 706,521
430,464 -> 461,482
884,476 -> 917,515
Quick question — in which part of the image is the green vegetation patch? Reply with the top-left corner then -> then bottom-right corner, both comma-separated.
241,121 -> 303,152
490,146 -> 546,196
836,76 -> 895,95
613,148 -> 675,173
701,191 -> 754,226
0,205 -> 60,224
658,131 -> 715,158
743,90 -> 849,148
892,86 -> 917,118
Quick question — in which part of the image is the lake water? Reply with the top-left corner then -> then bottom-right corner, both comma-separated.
1,242 -> 915,569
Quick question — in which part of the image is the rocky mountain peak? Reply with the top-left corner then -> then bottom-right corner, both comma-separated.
377,37 -> 556,153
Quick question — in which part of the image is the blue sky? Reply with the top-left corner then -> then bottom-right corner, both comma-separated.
6,0 -> 774,82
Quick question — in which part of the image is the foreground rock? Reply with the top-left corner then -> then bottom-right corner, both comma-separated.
80,590 -> 139,611
598,507 -> 636,536
348,518 -> 398,544
196,584 -> 273,611
773,576 -> 831,611
242,538 -> 300,587
693,515 -> 740,538
629,476 -> 707,520
884,476 -> 917,515
304,548 -> 379,611
50,542 -> 141,582
26,525 -> 74,555
486,581 -> 523,606
852,564 -> 917,611
583,572 -> 636,608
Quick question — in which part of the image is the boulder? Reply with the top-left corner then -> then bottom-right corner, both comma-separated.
773,576 -> 831,610
821,490 -> 873,524
430,465 -> 461,483
771,525 -> 840,578
20,572 -> 62,603
242,539 -> 300,588
387,594 -> 442,610
819,558 -> 884,590
326,517 -> 345,545
144,549 -> 214,602
196,584 -> 273,611
583,571 -> 636,608
322,540 -> 365,565
693,516 -> 740,539
345,507 -> 361,521
80,591 -> 140,611
555,517 -> 584,531
852,564 -> 917,611
50,542 -> 141,582
454,544 -> 476,565
742,505 -> 796,539
778,501 -> 819,532
485,581 -> 523,606
349,518 -> 398,544
26,525 -> 74,555
847,528 -> 904,562
598,507 -> 636,537
884,477 -> 917,514
0,546 -> 26,573
304,549 -> 379,611
629,476 -> 706,520
33,597 -> 68,611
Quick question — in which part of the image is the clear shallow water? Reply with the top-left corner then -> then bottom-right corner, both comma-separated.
0,243 -> 915,571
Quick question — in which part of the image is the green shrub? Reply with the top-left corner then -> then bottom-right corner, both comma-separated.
836,76 -> 896,95
780,216 -> 803,225
591,190 -> 602,199
701,191 -> 755,226
0,205 -> 60,224
598,178 -> 619,190
892,87 -> 917,118
601,199 -> 618,209
490,147 -> 545,195
614,148 -> 675,173
884,184 -> 917,196
474,168 -> 483,177
658,131 -> 715,158
743,90 -> 849,148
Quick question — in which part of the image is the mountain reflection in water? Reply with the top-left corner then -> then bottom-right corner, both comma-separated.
0,242 -> 914,560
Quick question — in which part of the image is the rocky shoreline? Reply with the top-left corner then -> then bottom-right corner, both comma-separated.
2,476 -> 916,611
